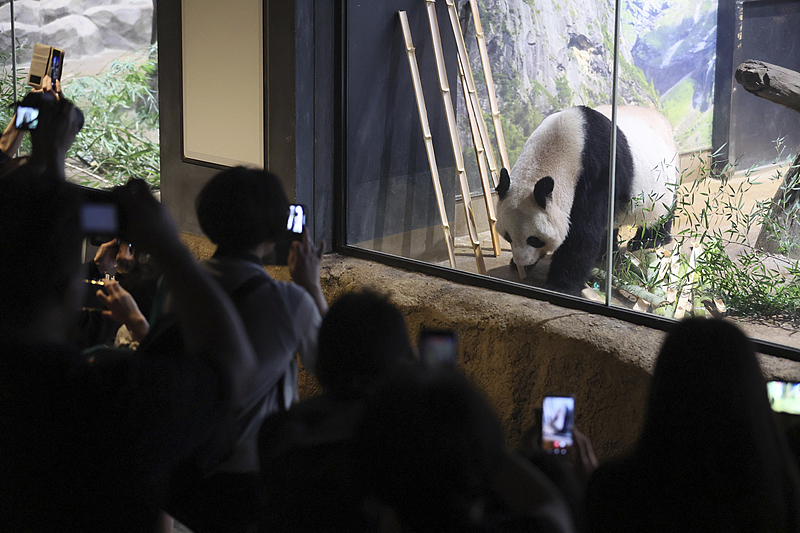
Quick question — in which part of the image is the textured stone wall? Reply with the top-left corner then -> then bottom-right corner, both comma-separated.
0,0 -> 153,64
180,233 -> 800,460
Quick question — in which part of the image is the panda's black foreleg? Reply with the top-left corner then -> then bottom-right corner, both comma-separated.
597,228 -> 620,261
627,216 -> 673,252
544,226 -> 605,297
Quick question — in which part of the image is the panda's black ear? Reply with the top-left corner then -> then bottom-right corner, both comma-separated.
533,176 -> 554,209
497,168 -> 510,199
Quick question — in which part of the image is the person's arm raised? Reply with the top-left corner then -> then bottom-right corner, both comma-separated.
114,179 -> 257,402
288,231 -> 328,315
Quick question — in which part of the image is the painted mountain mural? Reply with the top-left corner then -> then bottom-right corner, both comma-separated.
459,0 -> 716,176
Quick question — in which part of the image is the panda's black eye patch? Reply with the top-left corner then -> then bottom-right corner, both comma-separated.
527,236 -> 545,248
504,232 -> 512,243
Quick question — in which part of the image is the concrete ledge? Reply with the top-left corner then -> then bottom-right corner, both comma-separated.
180,234 -> 800,459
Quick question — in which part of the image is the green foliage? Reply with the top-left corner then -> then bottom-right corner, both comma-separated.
66,47 -> 160,188
610,150 -> 800,324
498,88 -> 543,167
0,47 -> 160,189
696,237 -> 800,321
555,74 -> 573,106
0,51 -> 32,156
661,76 -> 694,126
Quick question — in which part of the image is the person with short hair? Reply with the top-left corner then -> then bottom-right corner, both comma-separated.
257,289 -> 417,532
166,166 -> 327,533
314,289 -> 416,399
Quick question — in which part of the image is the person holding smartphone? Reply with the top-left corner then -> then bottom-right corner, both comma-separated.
585,319 -> 800,533
161,166 -> 327,533
0,75 -> 61,171
1,75 -> 83,182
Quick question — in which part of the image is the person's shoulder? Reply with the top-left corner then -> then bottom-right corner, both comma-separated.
273,280 -> 317,310
203,256 -> 269,282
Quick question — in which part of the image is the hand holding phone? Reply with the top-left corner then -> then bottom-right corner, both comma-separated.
266,204 -> 308,265
27,44 -> 65,89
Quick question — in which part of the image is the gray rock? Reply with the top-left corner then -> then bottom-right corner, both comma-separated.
40,0 -> 77,25
39,15 -> 103,58
0,22 -> 42,65
84,2 -> 153,50
0,0 -> 42,26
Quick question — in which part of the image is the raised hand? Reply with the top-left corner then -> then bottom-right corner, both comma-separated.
96,279 -> 150,342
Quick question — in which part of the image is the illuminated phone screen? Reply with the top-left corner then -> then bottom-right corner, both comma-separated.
542,396 -> 574,454
287,204 -> 305,234
15,106 -> 39,130
768,381 -> 800,415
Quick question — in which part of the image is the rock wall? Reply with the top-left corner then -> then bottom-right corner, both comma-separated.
179,233 -> 800,459
457,0 -> 717,167
0,0 -> 153,65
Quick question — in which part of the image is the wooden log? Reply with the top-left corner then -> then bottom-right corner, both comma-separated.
398,11 -> 458,269
754,151 -> 800,259
736,60 -> 800,114
735,60 -> 800,259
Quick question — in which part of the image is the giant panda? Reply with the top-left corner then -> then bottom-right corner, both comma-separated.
494,105 -> 678,296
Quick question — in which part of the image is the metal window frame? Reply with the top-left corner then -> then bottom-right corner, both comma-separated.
332,0 -> 800,362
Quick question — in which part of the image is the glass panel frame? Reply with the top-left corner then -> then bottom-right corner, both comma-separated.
335,0 -> 800,360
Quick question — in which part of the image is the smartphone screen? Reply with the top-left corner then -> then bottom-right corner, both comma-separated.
287,204 -> 305,236
541,395 -> 574,454
80,203 -> 119,236
767,381 -> 800,415
418,329 -> 458,366
265,204 -> 307,265
15,106 -> 39,130
50,53 -> 62,83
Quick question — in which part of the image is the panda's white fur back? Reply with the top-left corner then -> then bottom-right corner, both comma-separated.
495,105 -> 679,275
495,108 -> 586,268
594,105 -> 679,227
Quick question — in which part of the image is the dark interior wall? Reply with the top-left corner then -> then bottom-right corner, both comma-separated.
343,1 -> 458,259
714,0 -> 800,170
731,0 -> 800,169
158,0 -> 334,248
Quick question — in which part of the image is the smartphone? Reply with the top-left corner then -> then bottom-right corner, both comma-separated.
265,204 -> 307,265
15,106 -> 40,130
287,204 -> 305,236
80,203 -> 119,236
418,329 -> 458,366
767,381 -> 800,415
27,43 -> 65,89
49,51 -> 63,84
541,395 -> 574,454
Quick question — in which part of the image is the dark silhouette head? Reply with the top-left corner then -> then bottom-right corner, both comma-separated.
0,169 -> 83,331
637,318 -> 800,531
196,167 -> 289,254
356,368 -> 505,532
315,290 -> 415,398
